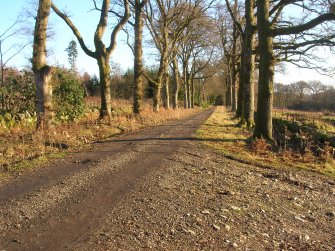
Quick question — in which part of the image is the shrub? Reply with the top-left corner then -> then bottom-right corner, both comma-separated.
0,68 -> 35,115
53,68 -> 85,122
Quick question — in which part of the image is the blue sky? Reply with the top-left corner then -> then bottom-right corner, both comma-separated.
1,1 -> 335,86
0,0 -> 134,76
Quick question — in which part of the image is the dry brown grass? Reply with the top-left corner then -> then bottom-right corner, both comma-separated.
0,98 -> 200,174
196,107 -> 335,177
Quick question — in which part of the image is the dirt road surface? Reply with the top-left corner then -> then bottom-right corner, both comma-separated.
0,108 -> 334,250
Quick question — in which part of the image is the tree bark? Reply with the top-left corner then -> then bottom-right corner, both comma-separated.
226,59 -> 233,107
198,79 -> 202,106
153,80 -> 161,111
241,0 -> 256,128
182,63 -> 189,108
32,0 -> 53,130
162,72 -> 170,109
97,55 -> 112,119
231,0 -> 239,113
152,46 -> 168,111
183,82 -> 188,108
231,60 -> 238,112
187,79 -> 191,108
190,75 -> 195,108
171,55 -> 179,109
133,0 -> 145,114
254,0 -> 274,140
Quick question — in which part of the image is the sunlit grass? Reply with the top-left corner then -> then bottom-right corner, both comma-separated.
196,107 -> 335,177
0,98 -> 200,176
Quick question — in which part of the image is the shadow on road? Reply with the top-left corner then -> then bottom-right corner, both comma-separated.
95,137 -> 245,144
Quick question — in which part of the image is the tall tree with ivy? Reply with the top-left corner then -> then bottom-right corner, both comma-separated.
65,39 -> 78,71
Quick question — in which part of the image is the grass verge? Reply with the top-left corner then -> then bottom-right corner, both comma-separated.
196,107 -> 335,177
0,99 -> 200,178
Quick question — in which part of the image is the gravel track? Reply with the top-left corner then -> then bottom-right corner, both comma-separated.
0,108 -> 214,250
0,107 -> 334,250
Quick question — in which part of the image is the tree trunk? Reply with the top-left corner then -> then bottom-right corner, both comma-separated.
162,72 -> 170,109
171,55 -> 179,109
133,0 -> 144,114
97,55 -> 112,120
231,0 -> 239,113
182,63 -> 188,109
202,82 -> 206,105
190,76 -> 195,108
198,79 -> 202,107
187,79 -> 191,109
152,45 -> 168,111
241,0 -> 256,128
153,81 -> 161,111
35,66 -> 53,129
183,82 -> 188,108
232,67 -> 238,111
226,59 -> 232,107
254,0 -> 274,140
32,0 -> 53,130
235,66 -> 242,116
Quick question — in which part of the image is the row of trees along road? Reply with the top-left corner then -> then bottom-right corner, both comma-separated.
33,0 -> 217,128
221,0 -> 335,140
15,0 -> 335,139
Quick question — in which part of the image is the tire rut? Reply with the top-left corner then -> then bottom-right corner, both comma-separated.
0,108 -> 214,251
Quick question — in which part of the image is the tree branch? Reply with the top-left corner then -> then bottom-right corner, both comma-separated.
51,3 -> 96,58
274,13 -> 335,36
107,0 -> 130,53
224,0 -> 244,35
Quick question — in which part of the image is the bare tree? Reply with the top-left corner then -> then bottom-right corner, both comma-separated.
225,0 -> 241,113
132,0 -> 148,114
0,18 -> 30,86
216,7 -> 235,108
51,0 -> 130,121
32,0 -> 53,130
144,0 -> 172,111
254,0 -> 335,140
144,0 -> 208,111
308,80 -> 325,102
220,1 -> 241,112
292,80 -> 308,103
177,10 -> 216,109
170,52 -> 181,108
122,0 -> 148,114
225,0 -> 256,127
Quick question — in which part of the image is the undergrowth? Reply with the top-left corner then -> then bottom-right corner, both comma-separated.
197,107 -> 335,177
0,98 -> 200,175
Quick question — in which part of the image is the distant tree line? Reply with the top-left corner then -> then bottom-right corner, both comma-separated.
274,80 -> 335,111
